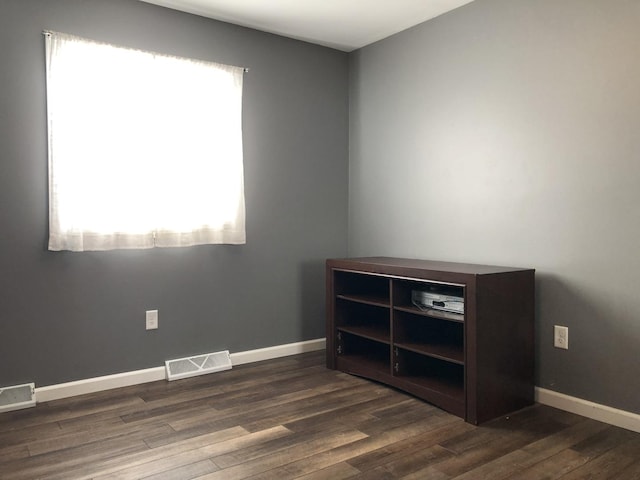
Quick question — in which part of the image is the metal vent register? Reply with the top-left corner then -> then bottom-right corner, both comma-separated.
165,350 -> 232,381
0,383 -> 36,413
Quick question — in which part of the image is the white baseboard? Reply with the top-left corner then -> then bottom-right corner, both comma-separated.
536,387 -> 640,433
35,367 -> 166,403
35,338 -> 326,403
229,338 -> 325,366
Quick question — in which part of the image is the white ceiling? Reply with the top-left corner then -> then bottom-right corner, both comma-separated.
139,0 -> 475,51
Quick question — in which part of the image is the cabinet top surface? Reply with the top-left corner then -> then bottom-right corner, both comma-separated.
327,257 -> 534,276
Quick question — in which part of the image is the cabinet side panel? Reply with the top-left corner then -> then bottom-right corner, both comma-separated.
476,270 -> 535,423
464,282 -> 478,424
326,262 -> 336,369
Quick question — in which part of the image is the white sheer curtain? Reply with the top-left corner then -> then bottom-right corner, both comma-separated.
44,31 -> 246,251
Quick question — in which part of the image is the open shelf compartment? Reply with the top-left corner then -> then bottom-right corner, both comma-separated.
393,278 -> 465,322
393,347 -> 464,402
393,311 -> 464,364
335,297 -> 390,343
337,331 -> 391,376
334,269 -> 390,307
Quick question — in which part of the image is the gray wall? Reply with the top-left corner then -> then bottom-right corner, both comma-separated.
349,0 -> 640,414
0,0 -> 349,387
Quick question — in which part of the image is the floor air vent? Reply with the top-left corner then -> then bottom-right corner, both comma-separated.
0,383 -> 36,413
165,350 -> 232,381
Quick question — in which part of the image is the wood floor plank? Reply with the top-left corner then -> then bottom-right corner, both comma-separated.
212,421 -> 369,469
448,417 -> 609,480
503,425 -> 639,480
293,462 -> 362,480
0,443 -> 30,462
206,366 -> 342,409
44,426 -> 248,480
143,381 -> 358,448
616,458 -> 640,479
509,446 -> 594,480
0,420 -> 63,449
65,426 -> 290,480
28,416 -> 155,456
344,466 -> 397,480
120,395 -> 222,425
351,444 -> 454,479
237,383 -> 394,433
570,424 -> 638,457
346,419 -> 472,474
141,459 -> 219,480
0,427 -> 159,480
519,416 -> 610,459
0,393 -> 146,433
248,413 -> 468,479
1,351 -> 640,480
358,402 -> 452,437
283,395 -> 416,435
149,379 -> 385,446
203,429 -> 370,479
556,436 -> 640,480
398,464 -> 451,480
427,407 -> 573,478
165,377 -> 353,432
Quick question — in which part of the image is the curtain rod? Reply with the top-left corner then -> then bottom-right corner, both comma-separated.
42,30 -> 249,73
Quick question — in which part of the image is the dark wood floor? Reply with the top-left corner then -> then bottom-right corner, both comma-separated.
1,351 -> 639,479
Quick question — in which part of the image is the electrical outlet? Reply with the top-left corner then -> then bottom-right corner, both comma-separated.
146,310 -> 158,330
554,325 -> 568,349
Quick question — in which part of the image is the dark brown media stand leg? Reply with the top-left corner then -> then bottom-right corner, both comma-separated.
326,257 -> 535,425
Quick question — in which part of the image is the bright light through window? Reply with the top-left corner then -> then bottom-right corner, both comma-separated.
45,31 -> 246,251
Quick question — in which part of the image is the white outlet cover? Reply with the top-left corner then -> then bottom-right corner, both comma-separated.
554,325 -> 568,349
146,310 -> 158,330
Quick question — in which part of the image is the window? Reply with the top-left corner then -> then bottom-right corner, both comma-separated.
44,31 -> 246,251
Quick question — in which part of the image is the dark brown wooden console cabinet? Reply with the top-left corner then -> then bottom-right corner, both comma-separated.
326,257 -> 535,425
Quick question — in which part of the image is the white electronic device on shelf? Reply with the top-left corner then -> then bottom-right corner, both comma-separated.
411,289 -> 464,314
